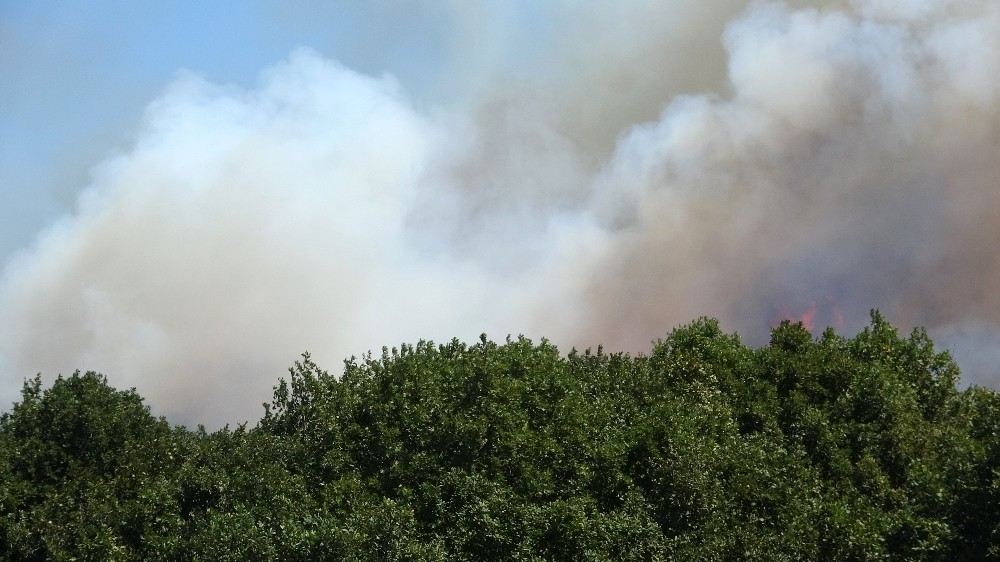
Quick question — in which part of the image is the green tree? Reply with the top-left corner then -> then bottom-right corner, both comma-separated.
1,313 -> 997,560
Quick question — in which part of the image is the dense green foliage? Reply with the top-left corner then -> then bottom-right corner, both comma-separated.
1,313 -> 998,560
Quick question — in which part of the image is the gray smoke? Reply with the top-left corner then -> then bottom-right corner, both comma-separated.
3,0 -> 1000,426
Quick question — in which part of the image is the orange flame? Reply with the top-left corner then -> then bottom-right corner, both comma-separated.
773,297 -> 844,333
798,302 -> 817,332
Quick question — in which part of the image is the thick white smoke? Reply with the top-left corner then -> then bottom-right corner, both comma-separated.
3,0 -> 1000,425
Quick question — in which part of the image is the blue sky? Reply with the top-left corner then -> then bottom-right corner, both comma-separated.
0,0 -> 465,261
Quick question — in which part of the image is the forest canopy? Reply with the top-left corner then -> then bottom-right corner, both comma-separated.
1,313 -> 998,560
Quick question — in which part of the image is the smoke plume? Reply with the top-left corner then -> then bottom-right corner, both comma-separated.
3,0 -> 1000,425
